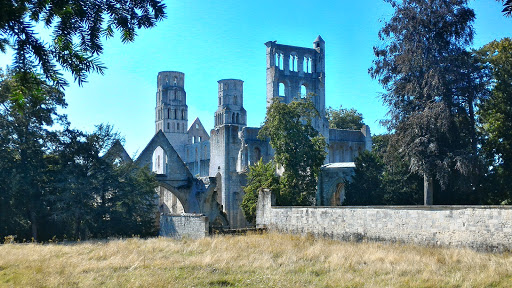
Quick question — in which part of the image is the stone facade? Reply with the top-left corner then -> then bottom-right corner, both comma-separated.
160,214 -> 208,239
257,189 -> 512,251
152,36 -> 372,229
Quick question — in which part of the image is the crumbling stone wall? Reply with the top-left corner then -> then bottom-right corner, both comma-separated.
160,214 -> 208,239
257,189 -> 512,251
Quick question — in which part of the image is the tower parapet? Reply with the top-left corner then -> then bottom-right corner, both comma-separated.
155,71 -> 188,158
214,79 -> 247,128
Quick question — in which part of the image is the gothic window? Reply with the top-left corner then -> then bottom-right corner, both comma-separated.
254,147 -> 261,163
275,52 -> 283,70
167,109 -> 170,119
236,113 -> 239,124
289,54 -> 297,72
279,83 -> 285,97
174,110 -> 177,119
173,77 -> 177,86
300,85 -> 307,98
303,56 -> 311,73
182,110 -> 185,120
231,113 -> 235,123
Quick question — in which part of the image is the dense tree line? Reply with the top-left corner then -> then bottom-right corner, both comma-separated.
345,0 -> 512,206
0,70 -> 158,242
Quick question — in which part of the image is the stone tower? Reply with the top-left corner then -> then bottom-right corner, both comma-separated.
155,71 -> 188,159
210,79 -> 247,228
264,36 -> 329,140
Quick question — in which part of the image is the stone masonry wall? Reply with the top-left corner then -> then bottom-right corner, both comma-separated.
160,214 -> 208,239
257,189 -> 512,251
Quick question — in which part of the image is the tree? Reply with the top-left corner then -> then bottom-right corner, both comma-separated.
477,38 -> 512,203
369,0 -> 481,205
497,0 -> 512,16
0,69 -> 66,241
0,0 -> 166,88
344,134 -> 423,206
259,97 -> 327,206
326,105 -> 365,130
344,150 -> 385,205
241,159 -> 280,224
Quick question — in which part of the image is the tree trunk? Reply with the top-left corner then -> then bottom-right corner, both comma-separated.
30,210 -> 38,241
424,174 -> 433,205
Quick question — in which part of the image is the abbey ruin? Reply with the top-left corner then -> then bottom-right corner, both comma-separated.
110,36 -> 372,230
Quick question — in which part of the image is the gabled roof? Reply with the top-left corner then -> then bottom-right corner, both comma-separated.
103,140 -> 132,163
135,130 -> 192,179
188,117 -> 210,138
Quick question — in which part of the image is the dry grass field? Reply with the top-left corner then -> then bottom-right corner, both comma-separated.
1,232 -> 512,287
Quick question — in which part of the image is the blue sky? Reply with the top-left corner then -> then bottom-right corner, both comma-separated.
1,0 -> 510,157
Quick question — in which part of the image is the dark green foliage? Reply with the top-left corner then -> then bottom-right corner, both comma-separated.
498,0 -> 512,16
259,97 -> 327,206
344,151 -> 385,205
0,70 -> 158,241
369,0 -> 484,203
326,106 -> 365,130
241,159 -> 280,224
0,0 -> 166,88
477,38 -> 512,204
344,135 -> 423,206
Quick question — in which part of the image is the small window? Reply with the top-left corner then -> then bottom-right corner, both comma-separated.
173,77 -> 177,86
167,122 -> 170,130
196,123 -> 199,129
300,85 -> 307,98
279,83 -> 285,97
177,123 -> 180,130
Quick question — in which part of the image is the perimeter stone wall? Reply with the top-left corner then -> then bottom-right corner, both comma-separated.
256,189 -> 512,251
160,214 -> 208,239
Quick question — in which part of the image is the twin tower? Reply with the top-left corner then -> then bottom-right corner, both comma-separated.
154,36 -> 350,228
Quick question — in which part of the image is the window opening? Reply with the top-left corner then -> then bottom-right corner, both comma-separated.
279,83 -> 285,97
300,85 -> 307,98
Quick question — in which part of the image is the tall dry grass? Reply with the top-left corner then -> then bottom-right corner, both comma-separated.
1,232 -> 512,287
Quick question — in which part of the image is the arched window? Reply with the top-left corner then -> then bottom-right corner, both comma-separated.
167,122 -> 170,131
276,52 -> 283,70
303,56 -> 311,73
182,110 -> 185,120
236,113 -> 239,124
173,77 -> 177,86
279,83 -> 285,97
300,85 -> 307,98
254,147 -> 261,163
234,95 -> 238,105
152,146 -> 166,174
289,54 -> 297,72
231,113 -> 235,123
174,110 -> 177,119
219,97 -> 221,106
177,123 -> 180,130
174,90 -> 177,100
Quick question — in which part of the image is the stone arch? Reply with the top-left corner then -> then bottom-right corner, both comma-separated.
253,146 -> 261,164
330,182 -> 345,206
157,185 -> 185,214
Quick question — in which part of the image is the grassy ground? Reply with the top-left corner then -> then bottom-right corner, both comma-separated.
1,232 -> 512,287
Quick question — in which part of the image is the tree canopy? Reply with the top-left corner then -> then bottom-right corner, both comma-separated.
326,105 -> 365,130
369,0 -> 482,204
0,70 -> 158,241
0,0 -> 166,88
258,97 -> 327,206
